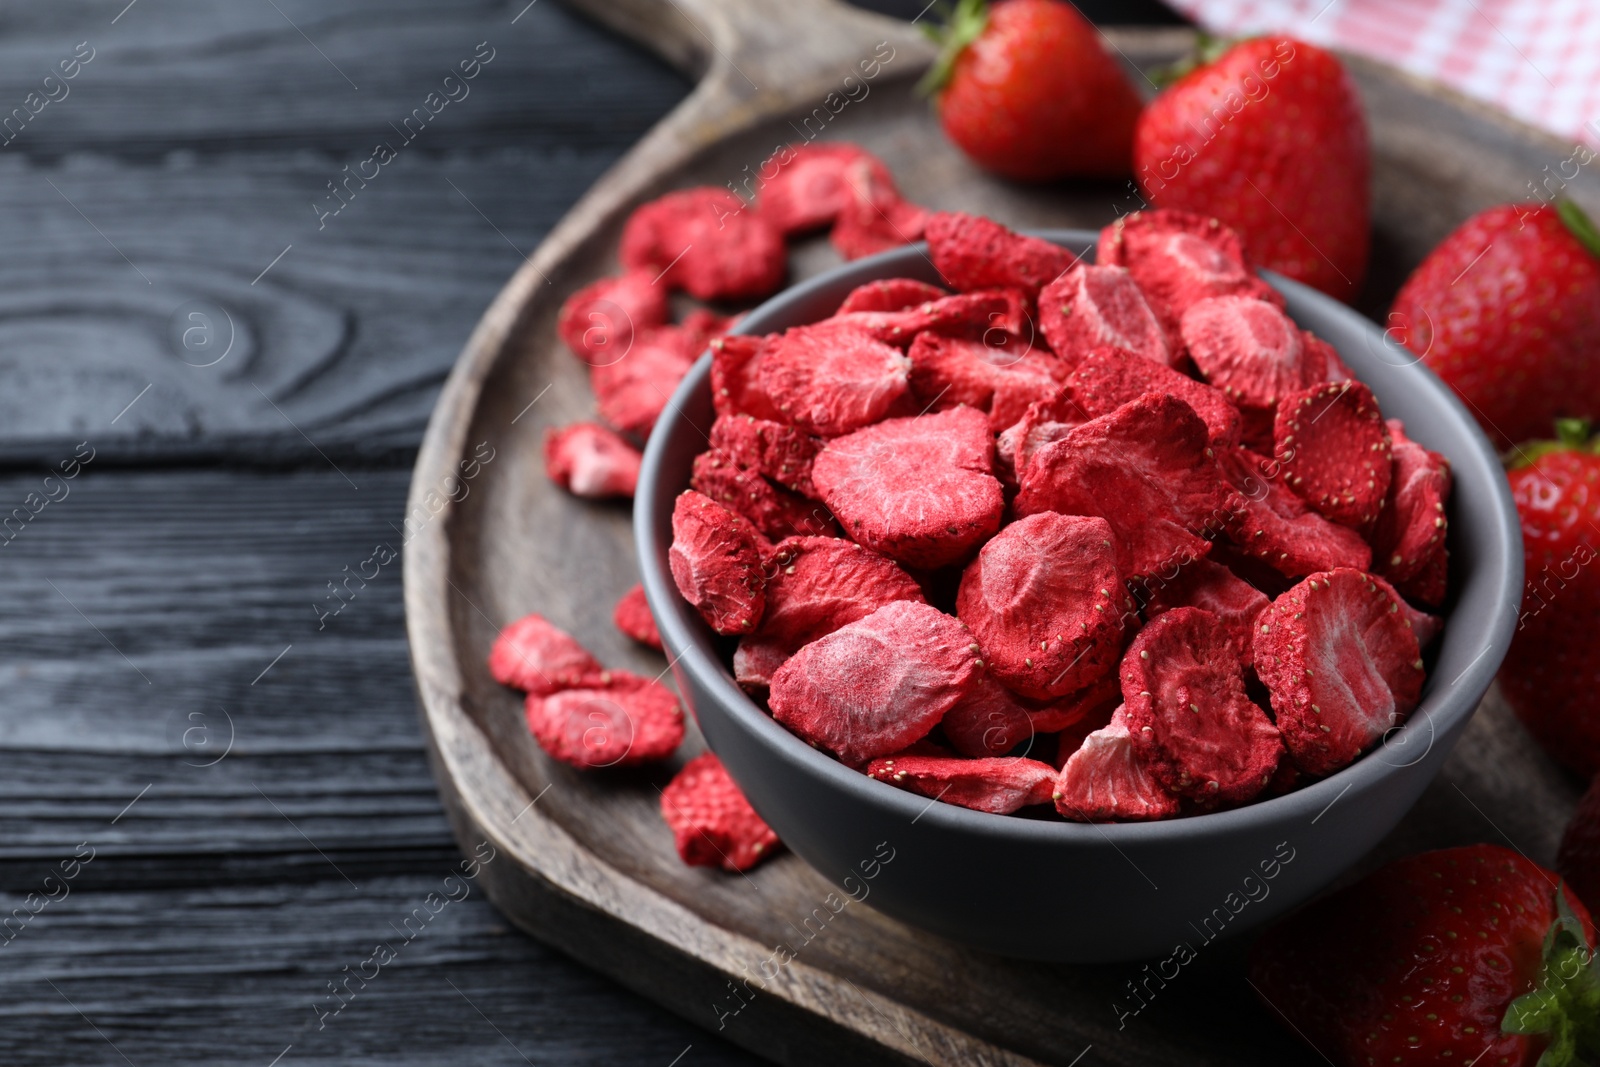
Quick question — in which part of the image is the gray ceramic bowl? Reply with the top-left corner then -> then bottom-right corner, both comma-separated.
635,231 -> 1521,962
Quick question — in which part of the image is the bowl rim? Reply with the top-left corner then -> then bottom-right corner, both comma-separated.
635,229 -> 1522,846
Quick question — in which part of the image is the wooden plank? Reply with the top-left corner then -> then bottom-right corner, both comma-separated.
0,0 -> 689,465
0,458 -> 767,1059
0,1 -> 687,151
0,468 -> 462,871
0,876 -> 758,1066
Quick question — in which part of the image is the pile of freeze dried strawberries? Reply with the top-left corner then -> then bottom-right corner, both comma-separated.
495,144 -> 933,873
544,143 -> 930,501
668,206 -> 1450,825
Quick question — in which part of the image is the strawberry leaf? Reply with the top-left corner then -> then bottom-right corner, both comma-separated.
1506,420 -> 1600,468
1150,31 -> 1236,88
1557,199 -> 1600,262
916,0 -> 988,98
1500,884 -> 1600,1067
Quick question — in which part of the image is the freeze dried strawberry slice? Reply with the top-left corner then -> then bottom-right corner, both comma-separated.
837,277 -> 949,314
619,187 -> 786,302
556,270 -> 670,365
1063,345 -> 1242,447
1096,210 -> 1282,346
1182,296 -> 1326,442
1254,569 -> 1424,776
1206,541 -> 1294,599
925,212 -> 1078,298
1371,419 -> 1450,587
732,637 -> 789,696
1141,557 -> 1269,669
732,536 -> 923,696
940,672 -> 1036,758
906,331 -> 1067,430
1054,707 -> 1183,822
1038,264 -> 1172,368
1123,607 -> 1284,803
769,601 -> 979,765
1047,689 -> 1122,768
660,752 -> 781,871
1370,573 -> 1443,649
1027,671 -> 1123,734
757,143 -> 895,235
1306,333 -> 1354,382
544,422 -> 642,499
690,450 -> 835,540
708,413 -> 822,498
1275,380 -> 1393,528
669,489 -> 767,635
489,613 -> 607,696
525,670 -> 685,768
590,323 -> 701,438
834,289 -> 1027,348
866,754 -> 1057,814
613,583 -> 662,651
708,335 -> 781,421
812,406 -> 1004,568
679,308 -> 736,347
956,512 -> 1130,699
832,192 -> 931,261
818,153 -> 928,260
995,395 -> 1090,488
749,536 -> 925,653
1397,547 -> 1448,608
755,321 -> 913,436
1015,393 -> 1235,580
1219,446 -> 1373,578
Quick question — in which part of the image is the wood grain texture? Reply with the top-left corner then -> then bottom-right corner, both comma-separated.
0,3 -> 777,1062
0,0 -> 687,467
0,460 -> 764,1064
0,876 -> 755,1066
407,2 -> 1600,1065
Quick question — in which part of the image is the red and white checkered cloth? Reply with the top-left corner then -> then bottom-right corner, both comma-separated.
1164,0 -> 1600,148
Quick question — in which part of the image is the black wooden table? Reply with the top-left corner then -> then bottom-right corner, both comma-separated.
0,2 -> 1175,1063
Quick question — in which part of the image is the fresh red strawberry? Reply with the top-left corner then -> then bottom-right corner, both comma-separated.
1390,202 -> 1600,449
1250,844 -> 1600,1067
1135,37 -> 1370,301
1498,422 -> 1600,777
923,0 -> 1142,181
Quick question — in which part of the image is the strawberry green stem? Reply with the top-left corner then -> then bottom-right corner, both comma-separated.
1500,886 -> 1600,1067
1556,418 -> 1594,449
1557,199 -> 1600,262
1507,420 -> 1600,469
916,0 -> 988,98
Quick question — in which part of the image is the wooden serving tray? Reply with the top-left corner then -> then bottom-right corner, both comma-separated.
402,3 -> 1595,1063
